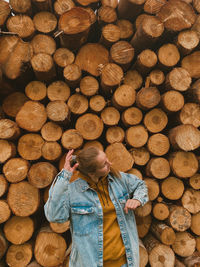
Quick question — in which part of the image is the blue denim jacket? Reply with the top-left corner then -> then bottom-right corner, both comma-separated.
44,169 -> 148,267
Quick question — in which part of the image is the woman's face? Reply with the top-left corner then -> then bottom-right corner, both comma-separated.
92,151 -> 112,179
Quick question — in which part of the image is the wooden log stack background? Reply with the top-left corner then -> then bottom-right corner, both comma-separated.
0,0 -> 200,266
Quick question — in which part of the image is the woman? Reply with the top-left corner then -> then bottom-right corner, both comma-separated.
44,147 -> 148,267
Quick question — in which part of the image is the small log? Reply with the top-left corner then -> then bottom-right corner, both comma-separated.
188,79 -> 200,103
100,24 -> 121,48
28,162 -> 57,188
181,51 -> 200,79
127,168 -> 143,179
135,49 -> 157,75
172,232 -> 196,257
42,141 -> 62,161
0,0 -> 10,26
75,113 -> 104,140
0,140 -> 16,163
179,103 -> 200,128
31,34 -> 56,55
31,53 -> 56,83
6,15 -> 35,39
25,81 -> 47,101
150,221 -> 176,246
121,107 -> 143,127
83,140 -> 104,151
0,119 -> 20,140
176,30 -> 199,56
139,239 -> 148,267
168,205 -> 191,232
0,36 -> 19,66
101,0 -> 118,8
98,6 -> 117,25
32,0 -> 53,11
41,122 -> 63,142
135,201 -> 152,217
125,125 -> 148,148
116,19 -> 134,40
144,0 -> 167,15
147,133 -> 170,156
183,252 -> 200,267
157,0 -> 196,31
89,95 -> 106,113
80,76 -> 99,96
181,188 -> 200,214
54,0 -> 75,16
0,200 -> 11,223
0,231 -> 8,260
9,0 -> 32,15
135,214 -> 152,239
129,147 -> 150,166
58,7 -> 91,50
3,157 -> 29,183
169,124 -> 200,151
61,129 -> 83,150
101,106 -> 120,126
2,92 -> 28,117
161,177 -> 184,200
189,173 -> 200,190
100,63 -> 123,94
175,258 -> 186,267
106,126 -> 125,144
136,86 -> 161,110
63,63 -> 82,88
50,221 -> 70,233
34,227 -> 67,267
33,11 -> 57,34
158,43 -> 180,69
165,67 -> 192,92
46,100 -> 70,124
152,202 -> 169,221
7,181 -> 40,216
0,175 -> 8,197
144,178 -> 159,201
112,85 -> 136,109
123,70 -> 143,90
143,233 -> 175,267
117,0 -> 146,22
169,151 -> 199,178
149,69 -> 165,86
143,108 -> 168,133
16,100 -> 47,132
135,14 -> 151,30
191,212 -> 200,235
131,16 -> 164,53
6,242 -> 32,267
146,157 -> 170,179
110,41 -> 134,71
4,216 -> 34,245
27,261 -> 42,267
53,48 -> 75,74
17,133 -> 45,161
47,81 -> 70,102
161,90 -> 184,113
67,94 -> 88,115
105,142 -> 134,172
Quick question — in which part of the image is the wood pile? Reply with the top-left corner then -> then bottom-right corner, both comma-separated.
0,0 -> 200,266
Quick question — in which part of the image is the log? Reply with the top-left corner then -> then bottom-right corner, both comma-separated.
169,151 -> 199,178
193,0 -> 200,13
158,43 -> 180,69
9,0 -> 32,15
176,30 -> 199,56
134,49 -> 157,75
0,200 -> 11,223
28,162 -> 57,188
0,119 -> 20,140
181,188 -> 200,214
172,232 -> 196,257
197,237 -> 200,252
98,6 -> 117,25
129,147 -> 150,166
6,242 -> 32,267
181,51 -> 200,79
34,227 -> 67,266
27,261 -> 42,267
112,84 -> 136,109
189,173 -> 200,190
4,216 -> 34,245
17,133 -> 45,161
42,141 -> 62,161
191,212 -> 200,236
67,94 -> 88,115
50,221 -> 70,234
80,76 -> 99,96
147,133 -> 170,156
3,157 -> 29,183
136,86 -> 161,110
54,0 -> 75,16
101,0 -> 118,8
143,234 -> 175,267
161,177 -> 184,200
127,168 -> 143,180
33,11 -> 57,34
2,92 -> 28,117
116,19 -> 134,40
100,24 -> 121,48
0,175 -> 8,198
16,101 -> 47,132
135,215 -> 152,239
31,34 -> 56,55
117,0 -> 146,21
83,140 -> 104,151
143,108 -> 168,133
61,129 -> 84,149
32,0 -> 53,12
105,126 -> 125,144
139,239 -> 148,267
143,0 -> 166,15
188,79 -> 200,103
53,48 -> 75,75
41,122 -> 63,142
168,205 -> 191,232
121,107 -> 143,127
75,113 -> 104,140
182,252 -> 200,267
47,81 -> 70,101
63,63 -> 82,88
168,124 -> 200,151
144,178 -> 159,201
105,142 -> 134,172
135,201 -> 152,217
152,202 -> 169,221
46,100 -> 70,124
123,69 -> 143,90
0,0 -> 10,26
89,95 -> 106,113
0,231 -> 8,260
125,125 -> 148,148
179,103 -> 200,128
101,106 -> 120,126
25,81 -> 47,101
0,140 -> 16,163
150,221 -> 176,246
149,69 -> 165,86
161,90 -> 184,113
146,157 -> 170,179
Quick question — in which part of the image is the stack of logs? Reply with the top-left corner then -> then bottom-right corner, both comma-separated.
0,0 -> 200,266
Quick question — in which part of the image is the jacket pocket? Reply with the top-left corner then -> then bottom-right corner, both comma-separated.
71,206 -> 97,236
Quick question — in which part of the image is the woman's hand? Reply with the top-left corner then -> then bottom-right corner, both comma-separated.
124,199 -> 141,214
63,149 -> 79,172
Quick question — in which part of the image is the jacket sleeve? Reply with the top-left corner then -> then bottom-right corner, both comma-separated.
44,169 -> 72,223
121,172 -> 149,206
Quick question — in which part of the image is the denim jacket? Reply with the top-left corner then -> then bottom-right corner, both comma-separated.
44,169 -> 149,267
